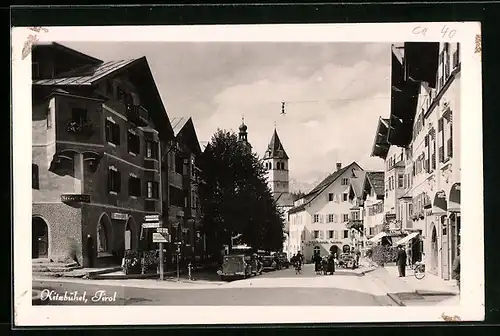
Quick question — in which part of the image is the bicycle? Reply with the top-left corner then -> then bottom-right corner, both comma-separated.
413,261 -> 426,280
294,262 -> 302,275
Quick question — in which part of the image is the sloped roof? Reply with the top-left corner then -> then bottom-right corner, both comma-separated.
263,129 -> 289,160
33,42 -> 102,65
170,117 -> 190,137
170,117 -> 202,155
33,59 -> 138,86
274,192 -> 295,208
349,171 -> 367,198
288,162 -> 362,214
366,171 -> 385,197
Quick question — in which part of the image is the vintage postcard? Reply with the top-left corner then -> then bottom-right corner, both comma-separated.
12,23 -> 483,326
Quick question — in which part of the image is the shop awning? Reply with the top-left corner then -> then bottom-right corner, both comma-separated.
367,231 -> 387,243
449,183 -> 461,212
394,232 -> 419,246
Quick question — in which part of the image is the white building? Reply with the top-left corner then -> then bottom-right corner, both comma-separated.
288,162 -> 364,262
262,128 -> 294,255
374,42 -> 461,280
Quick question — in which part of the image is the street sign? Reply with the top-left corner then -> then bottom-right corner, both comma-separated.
153,232 -> 168,243
142,222 -> 160,229
157,228 -> 169,234
144,215 -> 160,221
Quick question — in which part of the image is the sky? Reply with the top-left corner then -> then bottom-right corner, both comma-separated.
62,41 -> 389,193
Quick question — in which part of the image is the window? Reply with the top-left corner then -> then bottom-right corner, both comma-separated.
351,211 -> 359,220
313,230 -> 319,239
32,62 -> 39,79
128,175 -> 141,197
398,174 -> 404,189
105,120 -> 120,145
341,178 -> 349,186
342,214 -> 349,222
313,214 -> 319,223
146,141 -> 159,160
328,214 -> 335,223
408,203 -> 413,216
106,81 -> 114,96
342,193 -> 348,202
127,131 -> 140,155
147,181 -> 159,199
328,230 -> 334,239
71,108 -> 87,124
343,230 -> 349,239
328,193 -> 334,202
448,122 -> 453,158
108,168 -> 121,193
46,106 -> 52,129
369,227 -> 374,236
32,164 -> 39,189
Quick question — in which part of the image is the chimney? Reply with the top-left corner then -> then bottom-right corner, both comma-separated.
336,162 -> 342,171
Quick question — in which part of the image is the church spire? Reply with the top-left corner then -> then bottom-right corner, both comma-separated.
238,116 -> 251,149
263,128 -> 289,160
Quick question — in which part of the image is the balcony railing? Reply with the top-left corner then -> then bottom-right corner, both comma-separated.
126,105 -> 149,127
66,120 -> 94,135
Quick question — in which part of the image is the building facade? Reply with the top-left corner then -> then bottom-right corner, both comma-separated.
288,162 -> 364,261
372,42 -> 461,281
360,171 -> 385,241
165,117 -> 204,266
31,43 -> 174,268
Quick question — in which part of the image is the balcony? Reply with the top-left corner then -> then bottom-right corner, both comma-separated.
126,105 -> 149,127
168,170 -> 183,189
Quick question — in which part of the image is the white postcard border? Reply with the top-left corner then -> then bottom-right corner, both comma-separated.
12,22 -> 483,326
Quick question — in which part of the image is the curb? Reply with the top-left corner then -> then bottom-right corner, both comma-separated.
415,290 -> 459,297
387,292 -> 406,306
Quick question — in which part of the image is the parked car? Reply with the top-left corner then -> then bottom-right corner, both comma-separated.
261,255 -> 277,271
217,254 -> 252,280
276,252 -> 290,268
338,253 -> 358,269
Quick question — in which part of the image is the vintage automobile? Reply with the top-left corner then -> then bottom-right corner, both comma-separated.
261,255 -> 277,271
276,252 -> 290,268
338,253 -> 358,269
217,254 -> 263,280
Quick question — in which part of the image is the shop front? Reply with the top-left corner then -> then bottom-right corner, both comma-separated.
303,239 -> 347,261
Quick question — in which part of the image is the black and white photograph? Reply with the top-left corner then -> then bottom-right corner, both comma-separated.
12,23 -> 483,325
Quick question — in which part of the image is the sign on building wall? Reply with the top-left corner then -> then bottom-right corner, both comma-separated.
61,194 -> 90,203
111,213 -> 128,220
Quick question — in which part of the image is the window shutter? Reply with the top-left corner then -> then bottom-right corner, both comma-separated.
319,230 -> 324,239
116,171 -> 121,193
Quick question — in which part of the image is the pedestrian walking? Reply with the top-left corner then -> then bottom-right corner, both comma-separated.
396,245 -> 407,277
327,251 -> 336,275
452,245 -> 460,290
313,253 -> 322,274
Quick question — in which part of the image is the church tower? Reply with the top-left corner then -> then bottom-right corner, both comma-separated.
238,117 -> 252,151
263,128 -> 290,200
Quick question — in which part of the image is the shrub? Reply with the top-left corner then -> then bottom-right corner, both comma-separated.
370,245 -> 397,266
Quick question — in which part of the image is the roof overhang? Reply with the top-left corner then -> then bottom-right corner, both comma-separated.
403,42 -> 440,89
371,117 -> 390,159
176,118 -> 202,156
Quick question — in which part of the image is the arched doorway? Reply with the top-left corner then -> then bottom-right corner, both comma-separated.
32,216 -> 49,259
330,245 -> 339,256
124,216 -> 138,251
430,225 -> 438,275
313,246 -> 320,256
96,213 -> 112,257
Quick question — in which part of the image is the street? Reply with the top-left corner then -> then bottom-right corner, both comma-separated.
33,264 -> 396,306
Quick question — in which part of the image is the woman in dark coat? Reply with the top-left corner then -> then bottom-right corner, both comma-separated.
327,251 -> 336,275
313,253 -> 322,274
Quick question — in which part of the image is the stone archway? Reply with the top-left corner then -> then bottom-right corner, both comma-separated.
32,216 -> 49,259
124,216 -> 138,251
96,213 -> 112,256
329,245 -> 339,256
430,225 -> 438,275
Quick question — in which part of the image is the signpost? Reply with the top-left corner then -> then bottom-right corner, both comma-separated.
143,214 -> 165,280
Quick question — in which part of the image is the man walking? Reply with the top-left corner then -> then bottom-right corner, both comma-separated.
396,245 -> 407,277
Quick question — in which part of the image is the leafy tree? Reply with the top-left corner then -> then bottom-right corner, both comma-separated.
198,129 -> 285,257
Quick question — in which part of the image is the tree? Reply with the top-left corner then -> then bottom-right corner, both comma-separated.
198,129 -> 285,257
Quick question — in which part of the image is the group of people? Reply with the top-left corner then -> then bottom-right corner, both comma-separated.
312,251 -> 336,275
